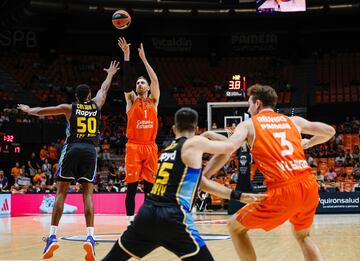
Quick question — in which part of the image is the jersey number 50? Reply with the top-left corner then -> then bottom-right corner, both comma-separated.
77,117 -> 97,134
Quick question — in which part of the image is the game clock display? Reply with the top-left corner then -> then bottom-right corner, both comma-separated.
226,74 -> 246,97
0,133 -> 21,155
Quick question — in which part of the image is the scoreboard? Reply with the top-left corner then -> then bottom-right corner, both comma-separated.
226,74 -> 246,97
0,133 -> 21,155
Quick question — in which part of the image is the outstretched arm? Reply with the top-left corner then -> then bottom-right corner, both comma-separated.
138,43 -> 160,107
17,104 -> 71,118
201,130 -> 228,141
118,37 -> 136,112
92,60 -> 120,109
199,177 -> 266,204
291,116 -> 336,149
202,122 -> 248,178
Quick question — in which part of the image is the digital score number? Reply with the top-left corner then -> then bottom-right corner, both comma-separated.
226,75 -> 246,97
0,133 -> 21,154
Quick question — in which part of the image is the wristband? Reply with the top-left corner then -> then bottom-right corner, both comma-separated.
230,190 -> 242,200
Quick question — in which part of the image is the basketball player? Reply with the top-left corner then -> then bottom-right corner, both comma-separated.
17,61 -> 120,261
117,37 -> 159,223
101,107 -> 266,261
203,84 -> 335,261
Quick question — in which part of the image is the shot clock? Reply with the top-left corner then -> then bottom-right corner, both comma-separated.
226,74 -> 246,97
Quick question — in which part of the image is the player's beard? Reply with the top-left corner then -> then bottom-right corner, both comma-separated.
137,88 -> 147,96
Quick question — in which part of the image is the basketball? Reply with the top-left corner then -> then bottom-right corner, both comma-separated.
112,10 -> 131,30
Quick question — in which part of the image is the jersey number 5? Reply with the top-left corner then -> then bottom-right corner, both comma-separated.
273,132 -> 294,156
151,162 -> 174,196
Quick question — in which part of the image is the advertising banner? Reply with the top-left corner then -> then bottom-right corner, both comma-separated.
230,192 -> 360,215
11,193 -> 144,216
317,192 -> 360,213
0,194 -> 11,215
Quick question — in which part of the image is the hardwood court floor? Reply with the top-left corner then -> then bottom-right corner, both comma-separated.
1,213 -> 360,260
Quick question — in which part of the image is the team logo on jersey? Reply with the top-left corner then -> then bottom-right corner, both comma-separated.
239,156 -> 247,166
136,120 -> 153,129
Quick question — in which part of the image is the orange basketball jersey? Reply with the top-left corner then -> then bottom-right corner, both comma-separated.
126,98 -> 158,144
251,111 -> 310,185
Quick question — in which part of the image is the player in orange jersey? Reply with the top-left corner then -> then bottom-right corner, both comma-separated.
203,84 -> 335,261
118,37 -> 159,223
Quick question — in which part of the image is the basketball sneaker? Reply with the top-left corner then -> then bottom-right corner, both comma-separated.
39,195 -> 78,214
83,235 -> 96,261
42,234 -> 59,259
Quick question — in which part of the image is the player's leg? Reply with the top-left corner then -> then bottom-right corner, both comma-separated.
125,181 -> 138,223
76,144 -> 98,261
226,195 -> 290,261
82,182 -> 95,227
227,216 -> 256,261
125,143 -> 142,223
102,203 -> 158,260
101,240 -> 131,261
77,144 -> 96,230
51,143 -> 74,227
43,181 -> 70,259
82,182 -> 96,261
290,177 -> 322,261
102,231 -> 157,261
51,181 -> 71,226
43,143 -> 77,259
292,227 -> 322,261
182,245 -> 214,261
161,207 -> 213,260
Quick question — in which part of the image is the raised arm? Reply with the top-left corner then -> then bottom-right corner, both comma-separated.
138,43 -> 160,108
291,116 -> 336,149
92,60 -> 120,109
17,104 -> 72,119
118,37 -> 136,113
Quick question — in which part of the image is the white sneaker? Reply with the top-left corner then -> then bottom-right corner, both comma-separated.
40,195 -> 78,214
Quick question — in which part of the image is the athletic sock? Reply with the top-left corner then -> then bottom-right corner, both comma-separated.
49,225 -> 58,237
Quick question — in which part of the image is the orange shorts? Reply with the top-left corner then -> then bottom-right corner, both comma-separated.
235,173 -> 319,231
125,142 -> 158,184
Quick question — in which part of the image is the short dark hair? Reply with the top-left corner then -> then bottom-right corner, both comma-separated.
247,84 -> 278,109
136,76 -> 149,85
175,107 -> 198,132
76,84 -> 91,102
